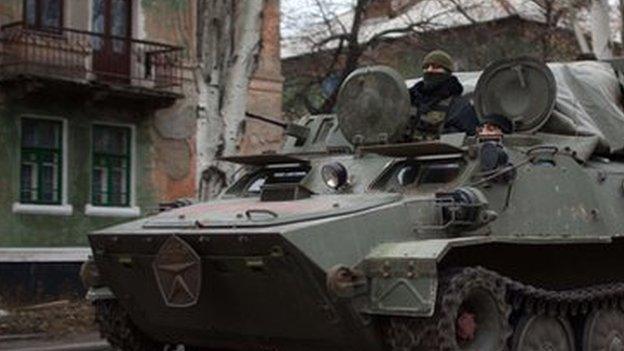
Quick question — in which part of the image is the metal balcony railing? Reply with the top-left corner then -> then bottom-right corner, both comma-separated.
0,22 -> 185,95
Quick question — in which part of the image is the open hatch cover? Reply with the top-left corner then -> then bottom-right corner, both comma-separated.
474,57 -> 556,133
219,154 -> 309,166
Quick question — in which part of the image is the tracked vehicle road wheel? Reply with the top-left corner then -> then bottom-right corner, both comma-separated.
95,300 -> 167,351
385,268 -> 512,351
512,315 -> 575,351
436,267 -> 513,351
583,309 -> 624,351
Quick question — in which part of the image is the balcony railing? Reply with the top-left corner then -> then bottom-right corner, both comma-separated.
0,22 -> 185,95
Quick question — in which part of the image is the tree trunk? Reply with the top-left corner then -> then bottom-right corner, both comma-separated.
620,0 -> 624,55
196,0 -> 265,200
591,0 -> 613,59
320,0 -> 366,113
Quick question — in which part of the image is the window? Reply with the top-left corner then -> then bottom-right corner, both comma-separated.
370,158 -> 466,192
91,0 -> 131,52
24,0 -> 63,31
20,118 -> 63,205
313,118 -> 335,144
91,125 -> 131,207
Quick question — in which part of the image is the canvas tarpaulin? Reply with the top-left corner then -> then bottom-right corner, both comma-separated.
542,61 -> 624,156
407,61 -> 624,159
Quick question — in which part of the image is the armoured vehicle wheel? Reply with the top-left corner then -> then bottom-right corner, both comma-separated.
384,267 -> 511,351
511,315 -> 575,351
436,268 -> 512,351
94,300 -> 167,351
582,309 -> 624,351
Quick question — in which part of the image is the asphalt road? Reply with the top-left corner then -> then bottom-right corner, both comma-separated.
0,332 -> 111,351
0,334 -> 198,351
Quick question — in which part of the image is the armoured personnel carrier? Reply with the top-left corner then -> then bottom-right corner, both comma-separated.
82,57 -> 624,351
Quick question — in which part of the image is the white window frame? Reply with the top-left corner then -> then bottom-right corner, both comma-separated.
13,115 -> 73,216
85,121 -> 140,218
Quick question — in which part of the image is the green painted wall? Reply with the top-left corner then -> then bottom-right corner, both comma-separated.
0,97 -> 157,247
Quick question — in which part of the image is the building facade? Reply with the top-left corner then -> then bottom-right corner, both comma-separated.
0,0 -> 283,301
0,0 -> 197,250
0,0 -> 284,249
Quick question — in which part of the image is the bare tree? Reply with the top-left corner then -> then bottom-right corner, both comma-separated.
282,0 -> 590,118
590,0 -> 613,58
528,0 -> 588,59
196,0 -> 265,199
620,0 -> 624,53
283,0 -> 450,116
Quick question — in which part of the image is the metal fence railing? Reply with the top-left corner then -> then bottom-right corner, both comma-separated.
0,22 -> 185,94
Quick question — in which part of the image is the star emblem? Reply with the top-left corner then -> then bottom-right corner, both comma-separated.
152,235 -> 201,307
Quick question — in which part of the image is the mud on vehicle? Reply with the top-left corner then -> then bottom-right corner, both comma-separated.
82,57 -> 624,351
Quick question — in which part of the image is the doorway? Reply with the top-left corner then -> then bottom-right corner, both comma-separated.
92,0 -> 132,83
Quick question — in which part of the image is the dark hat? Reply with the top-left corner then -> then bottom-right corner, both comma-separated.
422,50 -> 454,72
481,114 -> 513,134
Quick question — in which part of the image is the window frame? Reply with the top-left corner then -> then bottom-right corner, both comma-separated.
85,121 -> 139,218
23,0 -> 65,33
13,115 -> 72,216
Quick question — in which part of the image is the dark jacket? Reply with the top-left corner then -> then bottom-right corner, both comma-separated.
408,75 -> 479,137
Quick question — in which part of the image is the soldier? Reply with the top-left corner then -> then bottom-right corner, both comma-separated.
477,113 -> 513,139
477,114 -> 515,181
408,50 -> 479,139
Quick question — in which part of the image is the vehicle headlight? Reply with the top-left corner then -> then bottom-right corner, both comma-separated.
321,162 -> 348,189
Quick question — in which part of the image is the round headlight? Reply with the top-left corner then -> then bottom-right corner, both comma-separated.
321,162 -> 348,189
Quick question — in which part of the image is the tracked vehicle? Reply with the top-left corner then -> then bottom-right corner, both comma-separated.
83,57 -> 624,351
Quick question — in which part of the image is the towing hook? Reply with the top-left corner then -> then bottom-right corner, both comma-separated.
326,265 -> 367,298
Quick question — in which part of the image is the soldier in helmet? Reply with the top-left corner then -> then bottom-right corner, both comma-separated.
408,50 -> 479,140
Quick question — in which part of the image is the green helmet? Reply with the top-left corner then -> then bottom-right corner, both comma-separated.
422,50 -> 454,72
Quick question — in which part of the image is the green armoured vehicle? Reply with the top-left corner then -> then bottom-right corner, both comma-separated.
82,57 -> 624,351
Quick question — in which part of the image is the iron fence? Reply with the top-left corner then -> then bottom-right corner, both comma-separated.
0,22 -> 185,94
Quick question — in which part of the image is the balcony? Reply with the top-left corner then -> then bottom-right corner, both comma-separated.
0,22 -> 185,105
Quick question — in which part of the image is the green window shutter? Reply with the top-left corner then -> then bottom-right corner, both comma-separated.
92,125 -> 131,207
20,118 -> 63,205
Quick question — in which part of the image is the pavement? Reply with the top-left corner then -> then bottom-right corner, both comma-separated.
0,332 -> 111,351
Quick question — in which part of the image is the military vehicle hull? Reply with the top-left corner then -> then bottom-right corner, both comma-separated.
84,58 -> 624,351
87,167 -> 624,350
88,193 -> 407,350
89,230 -> 383,351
